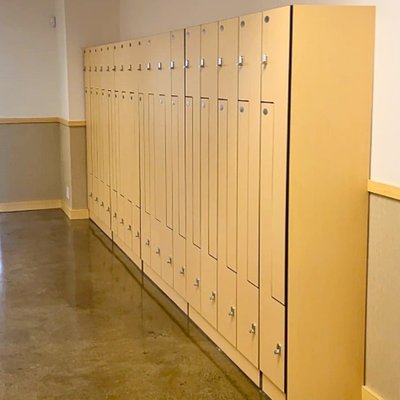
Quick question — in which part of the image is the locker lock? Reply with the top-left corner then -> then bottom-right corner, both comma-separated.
209,291 -> 216,301
106,206 -> 110,212
179,266 -> 185,275
101,201 -> 104,207
89,192 -> 93,198
156,247 -> 161,255
135,231 -> 140,238
145,239 -> 150,246
217,57 -> 223,67
261,53 -> 268,65
274,344 -> 282,356
184,59 -> 190,69
228,306 -> 236,317
95,197 -> 99,202
249,323 -> 257,335
237,55 -> 244,66
120,218 -> 124,225
167,257 -> 172,264
199,58 -> 205,68
170,60 -> 175,70
157,62 -> 162,70
128,225 -> 132,231
194,277 -> 200,287
113,212 -> 117,218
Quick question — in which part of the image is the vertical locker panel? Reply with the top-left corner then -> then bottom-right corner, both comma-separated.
133,205 -> 141,260
192,97 -> 201,248
100,90 -> 108,184
171,96 -> 187,300
91,89 -> 98,179
109,91 -> 116,192
88,174 -> 94,214
125,200 -> 133,250
125,93 -> 136,203
131,93 -> 141,208
237,281 -> 259,367
218,266 -> 237,347
162,228 -> 174,287
99,46 -> 105,90
144,95 -> 152,215
119,91 -> 130,198
200,23 -> 218,98
185,97 -> 201,311
93,178 -> 99,218
84,50 -> 91,88
113,91 -> 121,194
141,212 -> 151,266
111,190 -> 118,234
171,30 -> 185,96
185,26 -> 201,97
154,95 -> 166,224
85,88 -> 93,177
114,44 -> 121,91
154,33 -> 170,95
104,90 -> 111,187
201,256 -> 218,328
118,195 -> 126,242
238,13 -> 262,101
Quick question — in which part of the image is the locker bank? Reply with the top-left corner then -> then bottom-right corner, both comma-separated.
0,2 -> 398,400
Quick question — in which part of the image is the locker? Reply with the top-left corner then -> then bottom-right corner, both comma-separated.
150,219 -> 162,276
200,256 -> 218,328
173,232 -> 186,299
132,205 -> 141,260
237,282 -> 259,367
200,23 -> 218,99
118,195 -> 126,243
144,37 -> 155,94
93,178 -> 100,218
153,33 -> 170,95
141,211 -> 151,267
85,88 -> 93,176
147,94 -> 155,216
131,93 -> 141,208
218,266 -> 237,346
111,190 -> 118,235
105,44 -> 115,91
154,95 -> 167,224
161,227 -> 174,287
218,18 -> 239,100
238,13 -> 262,101
170,30 -> 185,96
124,199 -> 133,250
185,26 -> 201,97
87,173 -> 94,215
84,50 -> 91,88
111,91 -> 120,193
237,101 -> 260,288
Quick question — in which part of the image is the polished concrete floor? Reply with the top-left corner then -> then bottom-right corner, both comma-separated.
0,210 -> 267,400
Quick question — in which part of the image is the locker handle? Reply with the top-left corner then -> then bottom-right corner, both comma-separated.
106,207 -> 110,212
94,67 -> 97,72
89,192 -> 93,198
167,257 -> 172,264
100,66 -> 103,72
128,225 -> 132,231
249,323 -> 257,335
120,218 -> 124,225
145,239 -> 150,246
209,291 -> 216,301
170,60 -> 175,70
135,231 -> 140,238
120,65 -> 124,71
137,64 -> 142,71
274,344 -> 282,356
217,57 -> 223,67
157,62 -> 162,70
95,197 -> 99,202
199,58 -> 205,68
237,55 -> 244,66
184,59 -> 190,69
113,212 -> 117,218
155,247 -> 161,255
261,53 -> 268,65
194,278 -> 200,287
146,63 -> 151,70
83,66 -> 86,72
89,67 -> 92,72
113,66 -> 116,71
107,66 -> 110,72
228,306 -> 236,317
128,64 -> 133,71
101,201 -> 104,207
179,266 -> 185,275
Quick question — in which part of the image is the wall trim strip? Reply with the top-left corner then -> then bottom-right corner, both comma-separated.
362,386 -> 384,400
0,117 -> 86,127
0,200 -> 62,212
368,180 -> 400,201
61,201 -> 89,220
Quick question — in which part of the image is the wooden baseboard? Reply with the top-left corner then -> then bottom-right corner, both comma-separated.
61,202 -> 89,220
362,386 -> 384,400
0,199 -> 62,212
368,180 -> 400,201
262,374 -> 286,400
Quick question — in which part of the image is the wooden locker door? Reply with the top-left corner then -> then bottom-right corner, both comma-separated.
118,195 -> 126,243
99,89 -> 107,184
104,89 -> 111,188
84,49 -> 91,88
125,93 -> 136,204
131,93 -> 141,209
200,22 -> 218,99
125,200 -> 133,250
99,46 -> 105,90
237,101 -> 260,288
119,91 -> 129,199
171,30 -> 185,96
162,227 -> 174,287
262,8 -> 291,305
111,91 -> 120,194
238,13 -> 262,101
111,190 -> 118,235
154,33 -> 170,95
85,87 -> 93,185
171,96 -> 187,300
91,89 -> 99,180
185,26 -> 201,98
237,101 -> 260,367
132,205 -> 141,260
114,43 -> 122,91
218,266 -> 237,347
185,97 -> 201,311
88,174 -> 94,215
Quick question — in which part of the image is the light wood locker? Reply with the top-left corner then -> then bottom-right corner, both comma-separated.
153,33 -> 170,95
171,30 -> 185,96
238,13 -> 262,101
84,49 -> 91,89
132,205 -> 141,259
171,95 -> 187,300
124,199 -> 134,250
161,227 -> 174,287
185,96 -> 201,312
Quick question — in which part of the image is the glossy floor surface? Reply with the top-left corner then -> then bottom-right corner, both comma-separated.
0,210 -> 267,400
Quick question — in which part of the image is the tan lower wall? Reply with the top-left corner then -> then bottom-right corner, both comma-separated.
0,122 -> 87,210
0,123 -> 62,202
366,194 -> 400,400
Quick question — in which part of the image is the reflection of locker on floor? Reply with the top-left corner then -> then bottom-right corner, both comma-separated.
84,5 -> 375,400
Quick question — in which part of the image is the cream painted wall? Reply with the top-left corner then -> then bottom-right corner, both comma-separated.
0,0 -> 60,117
119,0 -> 400,188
